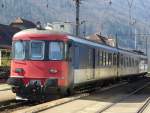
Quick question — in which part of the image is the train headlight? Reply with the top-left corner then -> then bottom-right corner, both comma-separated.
15,68 -> 24,73
49,68 -> 58,74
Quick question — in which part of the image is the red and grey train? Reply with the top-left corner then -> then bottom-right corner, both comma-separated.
7,28 -> 148,100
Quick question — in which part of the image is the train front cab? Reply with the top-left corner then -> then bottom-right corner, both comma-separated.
7,34 -> 72,99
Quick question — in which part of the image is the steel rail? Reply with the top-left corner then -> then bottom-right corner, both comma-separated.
0,88 -> 10,91
136,97 -> 150,113
14,82 -> 128,113
0,100 -> 28,111
98,81 -> 150,113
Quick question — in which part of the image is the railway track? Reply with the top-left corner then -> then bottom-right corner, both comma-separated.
98,81 -> 150,113
10,80 -> 127,113
0,100 -> 28,111
136,97 -> 150,113
14,77 -> 149,113
0,92 -> 61,112
13,80 -> 132,113
2,77 -> 149,113
0,99 -> 42,113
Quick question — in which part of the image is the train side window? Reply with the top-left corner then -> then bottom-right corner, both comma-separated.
124,57 -> 126,67
100,51 -> 103,66
130,58 -> 132,67
88,48 -> 92,66
103,52 -> 106,66
119,54 -> 121,66
112,53 -> 114,66
129,57 -> 130,67
113,53 -> 116,66
106,52 -> 107,66
108,53 -> 110,66
102,52 -> 104,66
111,53 -> 112,66
110,53 -> 112,66
136,60 -> 139,66
132,58 -> 134,66
106,52 -> 108,66
98,50 -> 100,66
123,57 -> 125,67
131,58 -> 134,67
74,46 -> 80,68
127,57 -> 129,67
108,53 -> 112,66
130,58 -> 131,67
120,54 -> 123,66
126,57 -> 128,67
129,57 -> 131,67
102,51 -> 104,66
126,57 -> 127,67
96,49 -> 99,66
123,56 -> 125,67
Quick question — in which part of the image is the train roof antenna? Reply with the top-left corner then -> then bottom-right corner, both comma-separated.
36,21 -> 42,30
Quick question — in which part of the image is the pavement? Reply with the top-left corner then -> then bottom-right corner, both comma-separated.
0,83 -> 11,91
0,90 -> 15,102
0,84 -> 15,102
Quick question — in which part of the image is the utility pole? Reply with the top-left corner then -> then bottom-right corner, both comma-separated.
134,27 -> 137,50
146,37 -> 148,56
81,20 -> 86,37
74,0 -> 81,37
127,0 -> 134,48
115,33 -> 118,49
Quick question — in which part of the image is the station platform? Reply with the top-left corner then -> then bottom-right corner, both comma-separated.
0,83 -> 11,91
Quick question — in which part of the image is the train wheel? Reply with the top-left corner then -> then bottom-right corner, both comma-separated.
60,88 -> 68,97
67,87 -> 75,96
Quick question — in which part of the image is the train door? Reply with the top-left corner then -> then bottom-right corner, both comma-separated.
73,45 -> 80,83
68,42 -> 75,86
120,54 -> 123,77
87,48 -> 95,80
94,49 -> 99,79
114,53 -> 118,78
92,49 -> 96,79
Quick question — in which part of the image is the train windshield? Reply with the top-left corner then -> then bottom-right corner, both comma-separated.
49,42 -> 64,60
13,41 -> 25,60
30,41 -> 45,60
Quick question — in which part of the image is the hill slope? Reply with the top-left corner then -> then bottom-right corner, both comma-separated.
0,0 -> 149,49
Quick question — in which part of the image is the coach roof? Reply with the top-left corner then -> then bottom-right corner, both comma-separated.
13,28 -> 118,52
13,28 -> 66,37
